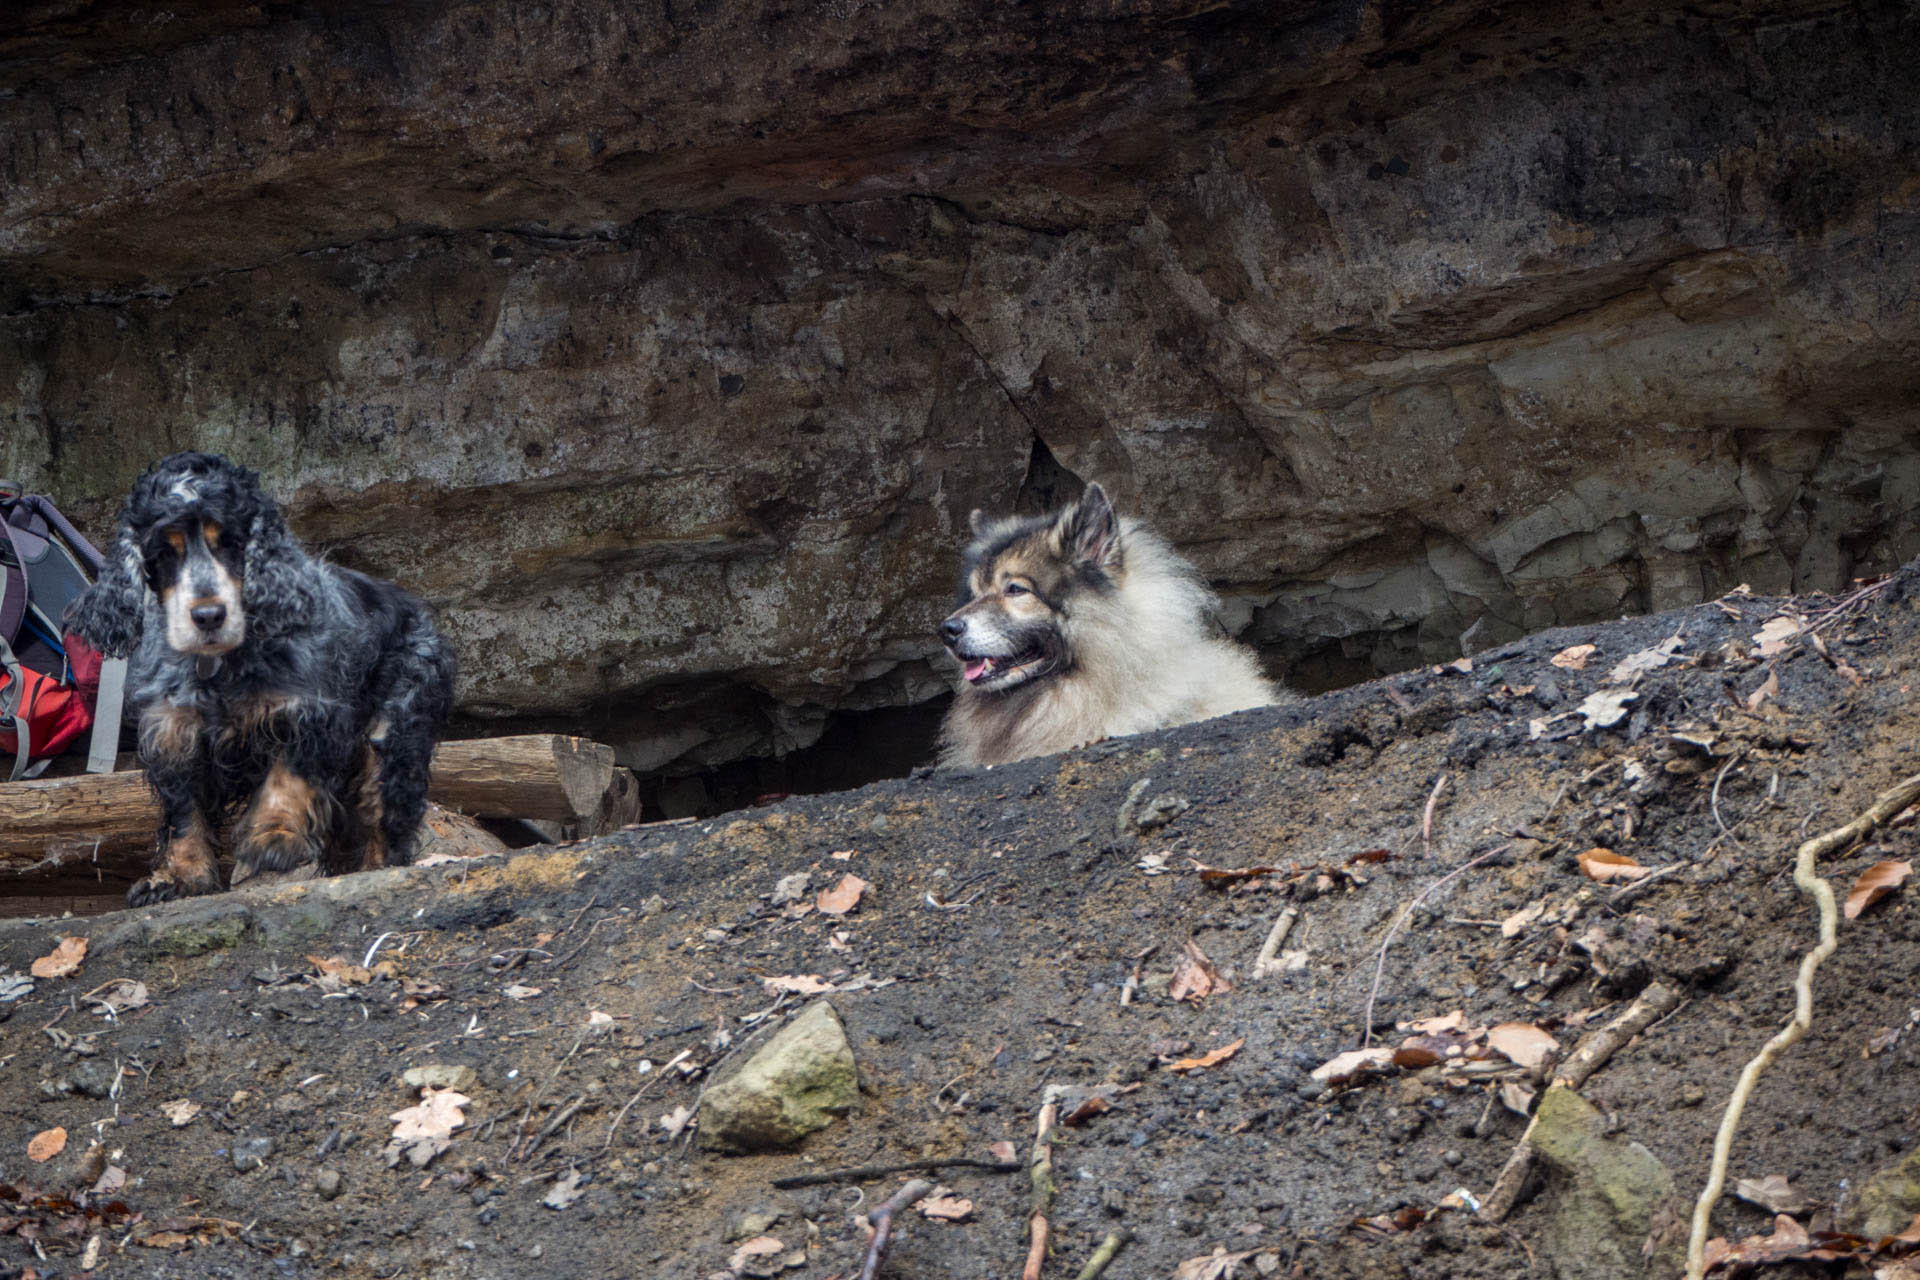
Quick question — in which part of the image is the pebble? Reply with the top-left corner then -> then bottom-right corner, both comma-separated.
232,1135 -> 274,1173
315,1169 -> 342,1200
641,895 -> 667,915
72,1060 -> 118,1100
1442,1149 -> 1464,1167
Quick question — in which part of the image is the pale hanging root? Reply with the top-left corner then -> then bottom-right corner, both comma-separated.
1684,771 -> 1920,1280
1022,1102 -> 1059,1280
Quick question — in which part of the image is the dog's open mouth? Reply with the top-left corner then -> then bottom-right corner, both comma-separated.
961,648 -> 1049,686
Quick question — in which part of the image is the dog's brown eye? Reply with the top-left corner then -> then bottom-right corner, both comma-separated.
1003,582 -> 1028,597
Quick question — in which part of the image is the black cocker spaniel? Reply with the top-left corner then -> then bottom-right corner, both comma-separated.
66,452 -> 457,906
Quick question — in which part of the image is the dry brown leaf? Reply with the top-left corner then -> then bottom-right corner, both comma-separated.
1164,1037 -> 1246,1074
1731,1173 -> 1812,1216
1310,1046 -> 1395,1085
1498,1080 -> 1537,1117
386,1087 -> 469,1168
1746,668 -> 1780,710
816,873 -> 871,916
1550,643 -> 1597,670
1485,1022 -> 1559,1070
1061,1095 -> 1113,1125
306,954 -> 373,985
1171,1246 -> 1280,1280
762,974 -> 836,994
1606,637 -> 1685,683
1500,900 -> 1547,938
988,1140 -> 1018,1162
1169,939 -> 1231,1003
160,1099 -> 202,1127
30,935 -> 87,979
1845,860 -> 1913,919
728,1236 -> 785,1270
1576,848 -> 1650,883
916,1190 -> 974,1221
27,1126 -> 67,1161
1399,1010 -> 1465,1035
1752,615 -> 1804,657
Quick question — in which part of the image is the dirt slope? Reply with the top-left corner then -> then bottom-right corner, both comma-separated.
4,571 -> 1920,1280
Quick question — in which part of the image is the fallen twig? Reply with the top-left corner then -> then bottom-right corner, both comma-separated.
1684,771 -> 1920,1279
602,1047 -> 693,1150
857,1178 -> 935,1280
1422,774 -> 1449,856
1022,1102 -> 1058,1280
1709,753 -> 1747,851
1251,906 -> 1300,980
1072,1228 -> 1132,1280
1481,981 -> 1684,1221
1362,844 -> 1507,1048
771,1157 -> 1022,1189
1118,944 -> 1156,1007
519,1094 -> 590,1163
1606,863 -> 1683,911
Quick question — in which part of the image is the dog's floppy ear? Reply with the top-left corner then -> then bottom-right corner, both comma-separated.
64,518 -> 148,658
1056,482 -> 1123,572
241,496 -> 320,630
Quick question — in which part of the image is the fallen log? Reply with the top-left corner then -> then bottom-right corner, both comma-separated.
0,734 -> 640,870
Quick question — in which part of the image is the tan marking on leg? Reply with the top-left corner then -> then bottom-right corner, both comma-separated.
357,743 -> 389,870
130,812 -> 222,904
139,703 -> 202,762
235,761 -> 327,874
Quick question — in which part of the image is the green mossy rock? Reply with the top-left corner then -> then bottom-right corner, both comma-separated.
697,1001 -> 857,1152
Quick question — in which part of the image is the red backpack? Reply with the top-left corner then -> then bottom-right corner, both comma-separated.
1,483 -> 110,781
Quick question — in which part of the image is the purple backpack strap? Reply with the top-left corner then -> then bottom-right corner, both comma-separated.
19,493 -> 103,571
0,496 -> 27,645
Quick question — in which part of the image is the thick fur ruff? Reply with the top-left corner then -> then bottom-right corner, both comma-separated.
65,452 -> 457,906
938,484 -> 1280,768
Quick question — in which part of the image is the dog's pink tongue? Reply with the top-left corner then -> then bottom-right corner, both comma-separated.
964,658 -> 990,682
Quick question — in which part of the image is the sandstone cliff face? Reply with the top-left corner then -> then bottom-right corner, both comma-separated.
3,1 -> 1917,775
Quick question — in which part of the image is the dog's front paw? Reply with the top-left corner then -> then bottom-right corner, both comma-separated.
127,869 -> 221,907
232,830 -> 319,881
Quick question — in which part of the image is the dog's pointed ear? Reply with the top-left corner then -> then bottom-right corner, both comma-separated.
242,497 -> 320,629
64,521 -> 147,658
968,508 -> 991,537
1057,483 -> 1122,572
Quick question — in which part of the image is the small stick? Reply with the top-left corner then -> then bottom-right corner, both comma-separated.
518,1094 -> 589,1163
1709,753 -> 1746,850
1118,944 -> 1156,1007
1684,771 -> 1920,1279
1251,907 -> 1300,979
857,1178 -> 935,1280
1482,981 -> 1684,1221
601,1048 -> 693,1150
1362,845 -> 1507,1047
1072,1228 -> 1132,1280
1606,863 -> 1683,911
1022,1103 -> 1058,1280
771,1157 -> 1022,1189
1422,774 -> 1449,856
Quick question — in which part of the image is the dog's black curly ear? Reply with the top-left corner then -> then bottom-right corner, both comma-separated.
241,499 -> 320,631
64,524 -> 148,658
1057,482 -> 1123,572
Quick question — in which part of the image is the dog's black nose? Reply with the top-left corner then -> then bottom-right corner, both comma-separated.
940,618 -> 965,642
191,603 -> 227,632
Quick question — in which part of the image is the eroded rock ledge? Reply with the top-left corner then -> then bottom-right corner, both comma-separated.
3,0 -> 1916,781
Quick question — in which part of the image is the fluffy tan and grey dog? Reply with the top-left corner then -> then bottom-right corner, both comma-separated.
937,483 -> 1280,767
